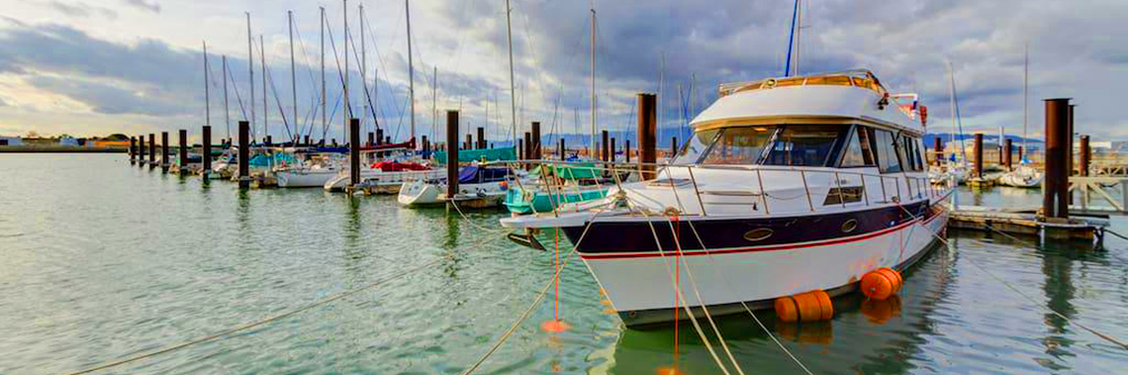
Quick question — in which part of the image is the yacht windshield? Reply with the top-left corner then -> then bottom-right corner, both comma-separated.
686,125 -> 850,167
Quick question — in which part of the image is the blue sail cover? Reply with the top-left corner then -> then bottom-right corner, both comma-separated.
457,166 -> 510,184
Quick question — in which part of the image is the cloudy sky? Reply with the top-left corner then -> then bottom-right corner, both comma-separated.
0,0 -> 1125,143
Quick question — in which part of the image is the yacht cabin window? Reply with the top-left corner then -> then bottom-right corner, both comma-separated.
839,126 -> 877,168
873,129 -> 904,173
762,125 -> 848,167
698,126 -> 777,165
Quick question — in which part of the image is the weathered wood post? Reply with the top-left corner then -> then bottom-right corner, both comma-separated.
350,118 -> 361,188
558,138 -> 565,160
137,135 -> 146,167
672,136 -> 678,157
1080,135 -> 1091,177
1018,146 -> 1024,164
385,136 -> 390,145
202,126 -> 212,175
518,138 -> 524,160
1004,138 -> 1013,170
304,135 -> 310,146
934,137 -> 943,166
178,129 -> 188,175
524,132 -> 532,160
446,110 -> 459,201
161,131 -> 170,173
531,122 -> 541,159
1068,105 -> 1075,176
601,130 -> 609,162
610,137 -> 616,163
638,93 -> 657,179
1044,98 -> 1070,218
368,132 -> 375,147
128,136 -> 136,165
422,135 -> 430,154
237,121 -> 250,189
266,135 -> 272,146
973,133 -> 983,178
148,133 -> 156,168
477,127 -> 486,149
625,140 -> 631,163
466,134 -> 473,150
376,129 -> 384,145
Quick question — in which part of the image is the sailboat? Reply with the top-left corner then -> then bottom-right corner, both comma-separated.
997,45 -> 1042,188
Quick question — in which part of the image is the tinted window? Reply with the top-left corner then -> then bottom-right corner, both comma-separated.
672,129 -> 719,165
763,125 -> 847,167
839,126 -> 877,167
873,129 -> 902,173
699,126 -> 777,165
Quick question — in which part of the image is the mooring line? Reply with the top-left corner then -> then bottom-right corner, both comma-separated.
460,213 -> 600,375
1107,229 -> 1128,242
59,255 -> 448,375
897,204 -> 1128,351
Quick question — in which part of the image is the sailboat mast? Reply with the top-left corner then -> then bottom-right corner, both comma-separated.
406,0 -> 416,143
261,34 -> 267,141
795,0 -> 802,75
1023,44 -> 1029,160
432,67 -> 437,146
223,55 -> 230,140
203,41 -> 210,128
320,7 -> 327,142
361,3 -> 368,132
947,61 -> 956,160
343,0 -> 349,141
590,7 -> 597,153
289,11 -> 298,143
246,13 -> 255,137
505,0 -> 516,146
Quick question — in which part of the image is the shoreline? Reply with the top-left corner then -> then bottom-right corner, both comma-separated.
0,146 -> 126,153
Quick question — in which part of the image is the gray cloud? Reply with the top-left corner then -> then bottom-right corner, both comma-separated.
43,1 -> 118,19
122,0 -> 160,14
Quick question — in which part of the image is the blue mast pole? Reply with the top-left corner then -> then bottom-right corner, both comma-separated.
784,0 -> 799,77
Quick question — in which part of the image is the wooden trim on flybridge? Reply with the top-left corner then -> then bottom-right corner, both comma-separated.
692,115 -> 924,136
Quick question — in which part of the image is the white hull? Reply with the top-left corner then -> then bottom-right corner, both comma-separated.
581,200 -> 949,324
275,169 -> 338,188
397,178 -> 509,207
997,166 -> 1042,188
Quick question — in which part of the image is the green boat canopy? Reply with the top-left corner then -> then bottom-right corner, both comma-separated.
434,147 -> 517,164
530,162 -> 601,180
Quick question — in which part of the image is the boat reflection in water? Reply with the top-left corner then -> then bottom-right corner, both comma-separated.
605,240 -> 953,375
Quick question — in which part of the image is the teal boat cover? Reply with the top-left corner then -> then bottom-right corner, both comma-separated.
434,147 -> 516,164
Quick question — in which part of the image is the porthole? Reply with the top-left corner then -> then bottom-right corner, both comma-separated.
841,219 -> 858,233
743,228 -> 774,242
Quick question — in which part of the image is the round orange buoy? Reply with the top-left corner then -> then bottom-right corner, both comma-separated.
860,268 -> 903,301
654,366 -> 687,375
775,290 -> 833,323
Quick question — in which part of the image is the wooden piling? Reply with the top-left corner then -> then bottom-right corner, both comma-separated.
1018,146 -> 1024,164
523,132 -> 532,161
368,132 -> 375,147
558,138 -> 565,160
304,135 -> 310,146
422,135 -> 430,153
202,126 -> 212,174
610,137 -> 616,163
266,135 -> 272,146
601,130 -> 609,162
638,93 -> 657,179
1068,105 -> 1075,176
178,129 -> 188,175
350,118 -> 361,188
137,135 -> 145,167
1004,138 -> 1013,170
625,140 -> 631,163
531,122 -> 541,160
518,139 -> 524,160
385,136 -> 391,145
238,121 -> 250,189
1080,135 -> 1091,177
148,133 -> 156,167
973,133 -> 983,178
161,131 -> 169,173
129,137 -> 136,165
672,137 -> 678,157
1044,98 -> 1070,218
446,110 -> 459,200
376,129 -> 384,145
477,127 -> 486,149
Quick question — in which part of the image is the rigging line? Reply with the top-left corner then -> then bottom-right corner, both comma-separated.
893,203 -> 1128,352
460,212 -> 603,375
225,62 -> 250,123
324,20 -> 354,122
682,219 -> 817,375
263,51 -> 295,142
59,256 -> 448,375
360,11 -> 407,135
291,14 -> 329,139
344,27 -> 383,135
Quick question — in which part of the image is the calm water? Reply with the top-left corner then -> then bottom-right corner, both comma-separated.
2,154 -> 1127,375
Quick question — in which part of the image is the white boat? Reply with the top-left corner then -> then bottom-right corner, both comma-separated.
997,165 -> 1042,188
397,165 -> 513,207
501,70 -> 952,326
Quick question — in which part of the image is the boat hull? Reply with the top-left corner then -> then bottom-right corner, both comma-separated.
276,170 -> 337,188
563,197 -> 950,327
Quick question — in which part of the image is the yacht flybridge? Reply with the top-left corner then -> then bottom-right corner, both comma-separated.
502,70 -> 953,326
